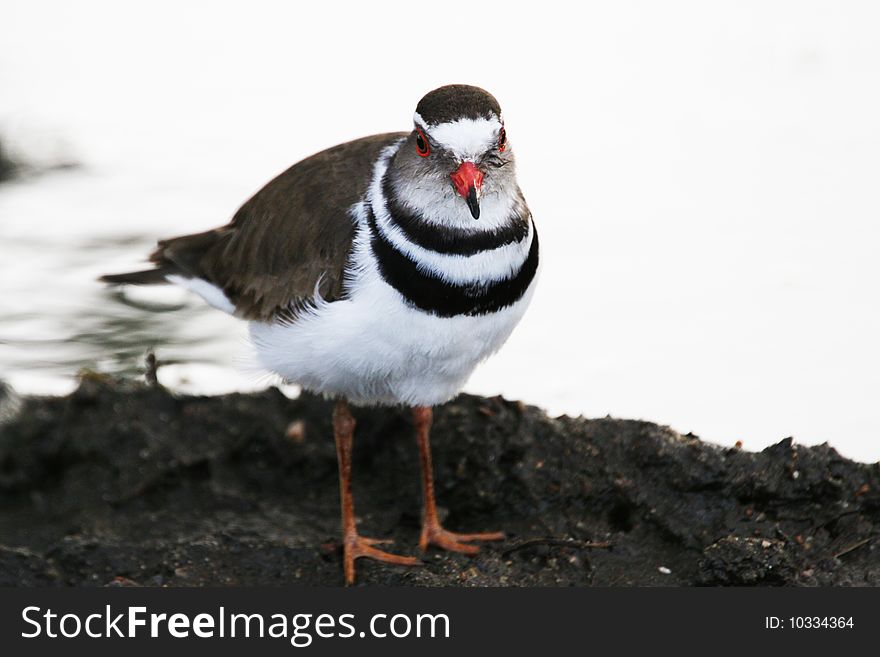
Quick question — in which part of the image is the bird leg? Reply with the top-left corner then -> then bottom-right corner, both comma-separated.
413,406 -> 505,554
333,399 -> 419,585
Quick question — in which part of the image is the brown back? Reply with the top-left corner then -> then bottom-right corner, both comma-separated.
150,132 -> 405,321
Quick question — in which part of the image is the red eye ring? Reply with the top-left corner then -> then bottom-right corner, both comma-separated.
498,126 -> 507,152
415,128 -> 430,157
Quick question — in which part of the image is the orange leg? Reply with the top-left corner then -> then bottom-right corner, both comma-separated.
333,399 -> 419,585
413,406 -> 505,554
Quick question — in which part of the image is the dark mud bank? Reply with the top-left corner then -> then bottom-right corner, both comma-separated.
1,377 -> 878,586
0,139 -> 17,182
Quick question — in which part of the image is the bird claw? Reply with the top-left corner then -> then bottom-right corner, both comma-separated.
419,524 -> 506,554
343,534 -> 421,585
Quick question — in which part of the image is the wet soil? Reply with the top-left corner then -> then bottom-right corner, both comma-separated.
1,376 -> 878,586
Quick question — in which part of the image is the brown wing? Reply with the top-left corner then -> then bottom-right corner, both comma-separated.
148,132 -> 405,321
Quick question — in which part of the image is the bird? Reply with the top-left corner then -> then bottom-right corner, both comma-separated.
101,84 -> 539,584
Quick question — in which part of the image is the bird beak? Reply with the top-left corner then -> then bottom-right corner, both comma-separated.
450,161 -> 484,219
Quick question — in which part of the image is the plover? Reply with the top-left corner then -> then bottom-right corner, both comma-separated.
102,84 -> 539,584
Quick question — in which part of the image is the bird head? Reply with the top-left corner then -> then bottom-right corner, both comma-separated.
389,85 -> 516,221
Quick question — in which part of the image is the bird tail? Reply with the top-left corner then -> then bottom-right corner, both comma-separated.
99,267 -> 175,285
100,228 -> 227,289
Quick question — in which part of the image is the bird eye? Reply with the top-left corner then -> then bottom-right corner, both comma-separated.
498,127 -> 507,152
416,128 -> 430,157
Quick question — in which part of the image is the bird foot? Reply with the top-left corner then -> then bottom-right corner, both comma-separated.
419,523 -> 505,554
343,534 -> 420,585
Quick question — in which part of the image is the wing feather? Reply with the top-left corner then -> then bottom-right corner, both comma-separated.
145,132 -> 404,321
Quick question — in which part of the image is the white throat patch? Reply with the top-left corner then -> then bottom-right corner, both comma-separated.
413,111 -> 502,161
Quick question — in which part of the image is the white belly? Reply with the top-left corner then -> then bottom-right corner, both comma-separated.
248,266 -> 536,406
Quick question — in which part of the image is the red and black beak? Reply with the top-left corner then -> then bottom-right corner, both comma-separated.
450,161 -> 485,219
